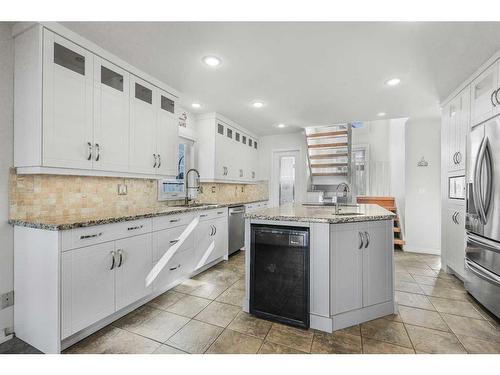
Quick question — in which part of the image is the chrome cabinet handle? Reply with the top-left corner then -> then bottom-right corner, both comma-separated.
453,152 -> 458,164
496,88 -> 500,105
214,226 -> 217,235
358,232 -> 364,249
110,250 -> 116,270
217,211 -> 224,215
157,154 -> 161,168
491,89 -> 498,107
210,225 -> 214,236
169,239 -> 179,245
200,214 -> 208,218
456,151 -> 461,164
87,142 -> 92,160
364,231 -> 370,248
153,154 -> 157,168
169,264 -> 181,271
452,212 -> 458,224
95,143 -> 100,161
80,232 -> 103,240
117,249 -> 123,268
127,225 -> 143,231
169,218 -> 180,223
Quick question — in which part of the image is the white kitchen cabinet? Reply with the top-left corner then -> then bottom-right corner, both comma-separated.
209,216 -> 229,264
129,76 -> 157,174
195,214 -> 228,269
61,242 -> 116,338
470,61 -> 500,126
93,58 -> 130,172
196,113 -> 260,183
14,23 -> 179,179
156,90 -> 178,176
42,30 -> 94,169
115,234 -> 153,310
443,87 -> 470,172
444,205 -> 466,279
330,221 -> 393,315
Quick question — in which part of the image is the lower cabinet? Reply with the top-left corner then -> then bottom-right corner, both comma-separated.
330,221 -> 393,315
195,216 -> 228,269
444,205 -> 466,278
61,242 -> 116,338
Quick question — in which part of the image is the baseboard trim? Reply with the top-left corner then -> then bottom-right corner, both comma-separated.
0,334 -> 13,345
402,246 -> 441,255
331,301 -> 394,331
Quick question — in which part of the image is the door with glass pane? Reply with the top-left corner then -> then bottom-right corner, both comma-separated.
42,30 -> 94,169
93,57 -> 130,172
156,90 -> 178,176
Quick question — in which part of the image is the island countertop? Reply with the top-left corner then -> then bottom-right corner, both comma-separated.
245,203 -> 395,224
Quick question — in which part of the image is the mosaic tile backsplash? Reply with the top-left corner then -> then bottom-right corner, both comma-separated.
9,169 -> 268,223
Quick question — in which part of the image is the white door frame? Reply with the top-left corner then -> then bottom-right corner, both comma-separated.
270,149 -> 302,207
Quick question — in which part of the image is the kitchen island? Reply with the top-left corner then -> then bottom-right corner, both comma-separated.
243,203 -> 396,333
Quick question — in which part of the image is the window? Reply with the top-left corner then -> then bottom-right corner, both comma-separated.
135,83 -> 152,104
249,139 -> 253,147
217,124 -> 224,135
227,128 -> 233,139
235,132 -> 240,142
54,43 -> 85,75
177,143 -> 186,180
101,66 -> 123,91
242,135 -> 247,145
161,95 -> 175,113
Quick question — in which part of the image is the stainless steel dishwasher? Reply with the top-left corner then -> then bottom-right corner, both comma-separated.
228,205 -> 245,255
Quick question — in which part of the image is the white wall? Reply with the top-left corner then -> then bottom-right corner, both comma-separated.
0,23 -> 14,342
404,117 -> 441,254
259,131 -> 308,207
389,119 -> 407,235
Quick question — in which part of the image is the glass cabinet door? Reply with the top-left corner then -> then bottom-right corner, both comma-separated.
471,62 -> 498,126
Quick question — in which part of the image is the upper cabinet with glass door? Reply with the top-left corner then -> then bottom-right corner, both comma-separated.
14,23 -> 179,178
471,60 -> 500,126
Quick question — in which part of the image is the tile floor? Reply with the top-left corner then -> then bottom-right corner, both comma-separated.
2,250 -> 500,354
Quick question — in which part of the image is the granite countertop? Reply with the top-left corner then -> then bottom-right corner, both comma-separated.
245,203 -> 395,224
9,199 -> 268,231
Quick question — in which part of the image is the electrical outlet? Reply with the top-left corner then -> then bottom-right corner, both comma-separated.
1,291 -> 14,309
118,184 -> 128,195
211,186 -> 216,193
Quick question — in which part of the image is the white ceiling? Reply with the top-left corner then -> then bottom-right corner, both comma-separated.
63,22 -> 500,135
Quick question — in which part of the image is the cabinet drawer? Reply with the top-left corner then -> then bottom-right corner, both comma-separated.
152,212 -> 195,231
153,246 -> 195,292
154,225 -> 195,261
62,219 -> 151,251
197,208 -> 227,221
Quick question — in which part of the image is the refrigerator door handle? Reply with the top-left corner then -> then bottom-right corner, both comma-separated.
465,258 -> 500,287
474,137 -> 488,224
483,138 -> 493,218
467,232 -> 500,255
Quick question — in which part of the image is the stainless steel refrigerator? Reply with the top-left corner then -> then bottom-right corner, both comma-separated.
465,114 -> 500,318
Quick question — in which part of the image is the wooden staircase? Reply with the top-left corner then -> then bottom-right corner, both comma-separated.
356,196 -> 405,249
306,124 -> 352,181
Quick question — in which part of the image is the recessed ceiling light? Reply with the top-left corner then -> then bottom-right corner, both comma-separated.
277,123 -> 286,128
202,56 -> 221,67
191,103 -> 201,109
377,112 -> 386,117
252,101 -> 264,108
385,78 -> 401,86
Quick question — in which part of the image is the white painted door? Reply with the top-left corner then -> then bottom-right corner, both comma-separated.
215,123 -> 228,180
330,223 -> 363,314
129,75 -> 157,174
207,217 -> 228,264
195,220 -> 217,269
470,62 -> 499,126
42,31 -> 94,169
361,222 -> 392,307
115,233 -> 153,310
271,151 -> 299,206
93,58 -> 130,172
61,242 -> 116,337
156,90 -> 178,176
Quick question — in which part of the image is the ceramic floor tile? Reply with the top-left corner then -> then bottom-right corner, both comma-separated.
153,344 -> 188,354
413,276 -> 464,290
311,330 -> 361,354
65,326 -> 160,354
360,318 -> 413,348
405,324 -> 466,354
113,305 -> 162,331
172,279 -> 207,294
194,301 -> 241,327
266,323 -> 314,353
396,291 -> 435,310
398,306 -> 449,331
147,290 -> 186,311
406,268 -> 439,278
0,337 -> 41,354
166,320 -> 223,354
457,334 -> 500,354
188,282 -> 229,300
362,337 -> 415,354
165,295 -> 211,318
395,272 -> 416,284
127,311 -> 190,343
227,311 -> 272,339
441,313 -> 500,343
215,284 -> 245,307
205,329 -> 263,354
428,296 -> 483,319
258,341 -> 307,354
418,284 -> 469,301
395,281 -> 424,294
